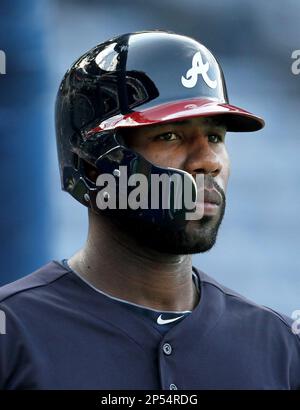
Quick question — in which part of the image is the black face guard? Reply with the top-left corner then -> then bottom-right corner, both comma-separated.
63,130 -> 199,229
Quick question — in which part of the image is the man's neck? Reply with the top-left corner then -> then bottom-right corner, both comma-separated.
68,212 -> 200,312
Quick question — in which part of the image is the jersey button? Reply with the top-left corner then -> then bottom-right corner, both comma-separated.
169,383 -> 178,390
162,343 -> 172,355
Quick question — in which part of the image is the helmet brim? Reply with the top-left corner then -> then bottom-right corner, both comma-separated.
98,98 -> 264,133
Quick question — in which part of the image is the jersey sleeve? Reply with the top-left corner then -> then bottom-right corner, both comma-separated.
0,302 -> 34,390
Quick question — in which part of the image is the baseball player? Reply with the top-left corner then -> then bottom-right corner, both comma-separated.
0,31 -> 299,390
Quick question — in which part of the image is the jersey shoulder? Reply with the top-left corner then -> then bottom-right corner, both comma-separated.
194,266 -> 299,338
0,261 -> 69,304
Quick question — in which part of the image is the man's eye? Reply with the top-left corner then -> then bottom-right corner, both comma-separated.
155,132 -> 179,141
208,134 -> 223,143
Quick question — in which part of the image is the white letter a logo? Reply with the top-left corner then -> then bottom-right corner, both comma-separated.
181,51 -> 217,89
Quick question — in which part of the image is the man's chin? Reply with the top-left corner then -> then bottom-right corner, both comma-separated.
105,210 -> 225,255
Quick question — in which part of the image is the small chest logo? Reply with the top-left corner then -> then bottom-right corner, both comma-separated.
157,314 -> 184,325
181,51 -> 217,89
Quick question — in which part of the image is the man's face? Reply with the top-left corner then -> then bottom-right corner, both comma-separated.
111,116 -> 230,254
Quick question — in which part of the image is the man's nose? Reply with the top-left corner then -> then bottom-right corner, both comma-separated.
183,135 -> 222,177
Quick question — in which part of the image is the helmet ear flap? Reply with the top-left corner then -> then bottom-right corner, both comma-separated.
64,130 -> 122,203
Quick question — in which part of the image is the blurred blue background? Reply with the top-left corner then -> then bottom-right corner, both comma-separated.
0,0 -> 299,316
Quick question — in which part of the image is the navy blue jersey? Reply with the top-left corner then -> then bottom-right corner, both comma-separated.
0,261 -> 299,390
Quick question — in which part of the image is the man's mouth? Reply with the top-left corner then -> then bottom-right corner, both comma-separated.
203,189 -> 222,216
